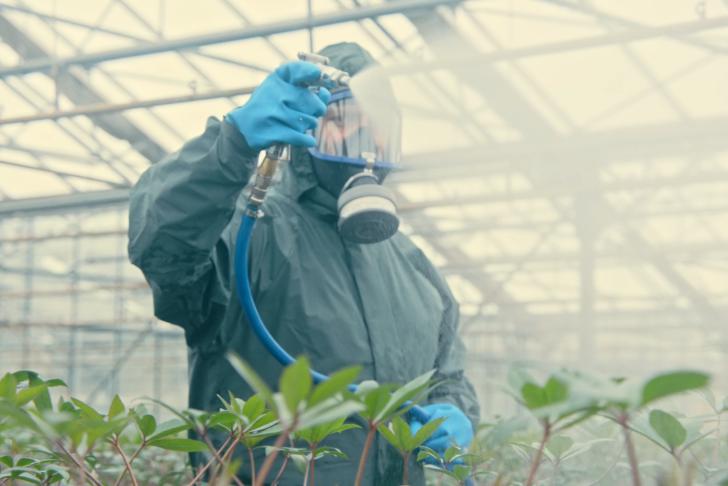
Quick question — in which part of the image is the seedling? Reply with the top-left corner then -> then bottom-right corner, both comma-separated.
417,443 -> 478,486
507,368 -> 602,486
553,368 -> 710,486
295,417 -> 358,486
226,353 -> 363,486
377,415 -> 445,484
0,363 -> 719,486
352,370 -> 436,486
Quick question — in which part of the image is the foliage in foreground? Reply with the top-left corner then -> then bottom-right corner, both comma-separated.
0,359 -> 725,486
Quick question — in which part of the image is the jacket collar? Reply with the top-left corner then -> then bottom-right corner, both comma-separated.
279,148 -> 338,220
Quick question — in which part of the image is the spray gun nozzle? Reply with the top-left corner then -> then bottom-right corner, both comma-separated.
297,51 -> 351,88
298,52 -> 330,65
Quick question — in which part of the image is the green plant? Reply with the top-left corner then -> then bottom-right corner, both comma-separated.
295,417 -> 358,486
226,353 -> 363,486
507,369 -> 601,486
418,443 -> 477,485
0,361 -> 721,486
352,370 -> 436,486
377,415 -> 445,485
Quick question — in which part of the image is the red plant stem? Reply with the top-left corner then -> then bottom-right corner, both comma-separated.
111,438 -> 139,486
309,444 -> 317,486
618,414 -> 642,486
255,428 -> 292,486
525,420 -> 551,486
184,436 -> 232,486
214,433 -> 244,486
248,447 -> 257,486
113,441 -> 145,486
271,452 -> 291,485
355,423 -> 377,486
402,452 -> 411,485
56,440 -> 102,486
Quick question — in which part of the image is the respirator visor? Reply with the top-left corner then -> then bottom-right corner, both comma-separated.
309,89 -> 400,169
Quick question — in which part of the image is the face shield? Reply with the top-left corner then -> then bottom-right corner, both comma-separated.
308,88 -> 401,169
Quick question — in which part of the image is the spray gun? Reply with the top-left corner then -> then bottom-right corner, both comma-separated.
245,52 -> 350,218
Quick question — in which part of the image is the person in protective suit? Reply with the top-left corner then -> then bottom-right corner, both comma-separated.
128,42 -> 480,486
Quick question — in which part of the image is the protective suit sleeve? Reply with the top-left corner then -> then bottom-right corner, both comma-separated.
128,117 -> 258,345
413,250 -> 481,430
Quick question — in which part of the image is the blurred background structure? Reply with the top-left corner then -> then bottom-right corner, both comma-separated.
1,0 -> 727,415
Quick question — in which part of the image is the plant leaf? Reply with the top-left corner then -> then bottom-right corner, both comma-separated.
521,383 -> 545,409
148,438 -> 209,452
0,373 -> 17,400
649,410 -> 686,450
361,385 -> 392,421
15,385 -> 48,407
546,435 -> 574,458
242,394 -> 266,423
544,377 -> 568,404
137,414 -> 156,437
411,417 -> 447,451
70,398 -> 104,421
148,419 -> 190,441
226,353 -> 273,408
416,446 -> 441,464
377,421 -> 402,451
375,370 -> 435,423
297,398 -> 363,430
313,446 -> 348,460
280,356 -> 312,415
444,445 -> 462,463
108,395 -> 125,420
309,366 -> 361,407
640,371 -> 710,407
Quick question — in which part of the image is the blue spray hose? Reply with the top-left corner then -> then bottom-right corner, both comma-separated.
234,209 -> 430,424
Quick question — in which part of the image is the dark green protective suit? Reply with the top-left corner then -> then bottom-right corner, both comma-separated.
128,45 -> 479,486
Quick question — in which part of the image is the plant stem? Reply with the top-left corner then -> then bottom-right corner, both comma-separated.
111,437 -> 139,486
255,428 -> 292,486
309,444 -> 317,486
618,414 -> 642,486
184,436 -> 232,486
525,420 -> 551,486
211,432 -> 244,486
271,451 -> 291,485
303,458 -> 311,486
113,442 -> 147,486
355,423 -> 377,486
248,447 -> 257,486
55,440 -> 102,486
402,451 -> 411,485
713,413 -> 722,466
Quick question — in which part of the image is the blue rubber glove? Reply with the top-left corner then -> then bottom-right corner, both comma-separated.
226,61 -> 331,151
410,403 -> 473,456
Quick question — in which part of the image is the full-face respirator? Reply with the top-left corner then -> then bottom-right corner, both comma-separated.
307,86 -> 401,244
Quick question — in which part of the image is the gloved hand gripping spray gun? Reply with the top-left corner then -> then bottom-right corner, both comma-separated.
234,52 -> 429,424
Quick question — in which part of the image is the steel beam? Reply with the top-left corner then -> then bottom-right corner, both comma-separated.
0,158 -> 125,186
0,14 -> 167,163
0,0 -> 462,79
401,4 -> 728,337
0,86 -> 256,125
0,189 -> 130,217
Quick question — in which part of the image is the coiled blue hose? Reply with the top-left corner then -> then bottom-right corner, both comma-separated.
234,209 -> 429,424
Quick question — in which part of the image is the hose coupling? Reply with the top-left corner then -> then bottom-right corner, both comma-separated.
246,143 -> 287,218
